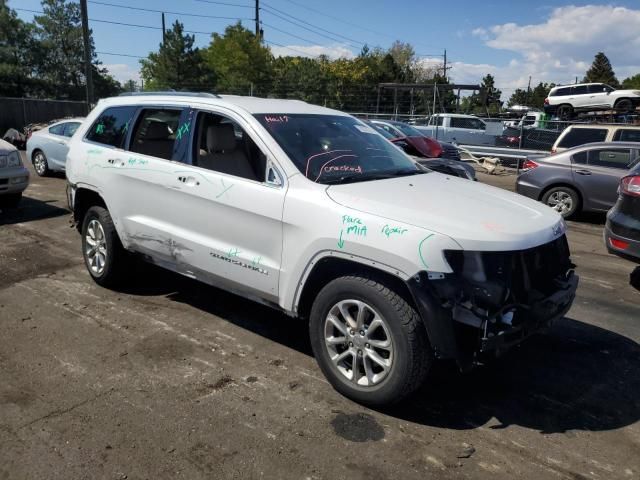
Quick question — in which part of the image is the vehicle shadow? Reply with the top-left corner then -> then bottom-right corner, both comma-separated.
631,266 -> 640,291
121,266 -> 640,434
570,211 -> 607,226
383,317 -> 640,434
0,195 -> 69,226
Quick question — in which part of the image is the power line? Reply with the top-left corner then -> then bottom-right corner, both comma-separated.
276,0 -> 446,52
261,2 -> 363,46
15,8 -> 220,36
96,51 -> 145,58
262,22 -> 325,46
88,1 -> 252,21
192,0 -> 254,8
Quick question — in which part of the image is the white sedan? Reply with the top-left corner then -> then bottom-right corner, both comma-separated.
26,118 -> 84,176
0,138 -> 29,207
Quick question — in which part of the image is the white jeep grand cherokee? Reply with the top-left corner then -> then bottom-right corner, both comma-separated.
66,93 -> 578,405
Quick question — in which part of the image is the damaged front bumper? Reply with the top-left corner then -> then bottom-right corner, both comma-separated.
407,235 -> 579,370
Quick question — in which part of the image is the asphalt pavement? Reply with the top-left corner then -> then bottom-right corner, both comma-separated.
1,155 -> 639,479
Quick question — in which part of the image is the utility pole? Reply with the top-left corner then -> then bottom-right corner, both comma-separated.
525,75 -> 531,105
255,0 -> 260,39
443,49 -> 447,81
79,0 -> 93,108
162,12 -> 166,44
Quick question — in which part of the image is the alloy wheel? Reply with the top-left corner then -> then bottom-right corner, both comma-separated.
324,299 -> 394,387
34,152 -> 46,175
547,190 -> 573,215
85,219 -> 108,275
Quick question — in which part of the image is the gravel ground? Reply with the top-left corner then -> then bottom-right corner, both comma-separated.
1,155 -> 639,479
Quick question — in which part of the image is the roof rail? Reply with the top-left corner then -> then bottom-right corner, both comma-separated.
118,91 -> 221,98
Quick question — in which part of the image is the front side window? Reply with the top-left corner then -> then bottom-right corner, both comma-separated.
255,114 -> 421,184
86,106 -> 137,148
558,128 -> 607,148
192,111 -> 266,182
613,129 -> 640,142
588,149 -> 632,169
129,108 -> 183,160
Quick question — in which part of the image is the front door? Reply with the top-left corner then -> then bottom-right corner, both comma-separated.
140,107 -> 286,301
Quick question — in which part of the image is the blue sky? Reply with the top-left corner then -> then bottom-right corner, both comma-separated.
12,0 -> 640,96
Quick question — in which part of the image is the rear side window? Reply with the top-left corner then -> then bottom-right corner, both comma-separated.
86,106 -> 137,148
571,85 -> 588,95
63,122 -> 80,138
613,129 -> 640,142
129,108 -> 183,160
553,87 -> 571,96
450,117 -> 485,130
558,128 -> 607,148
588,148 -> 632,169
49,124 -> 65,135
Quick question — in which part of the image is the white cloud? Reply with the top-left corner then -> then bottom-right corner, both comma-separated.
460,5 -> 640,96
102,63 -> 140,84
269,44 -> 354,59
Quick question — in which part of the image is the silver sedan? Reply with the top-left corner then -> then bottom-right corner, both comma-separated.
516,141 -> 640,218
26,118 -> 84,176
0,138 -> 30,207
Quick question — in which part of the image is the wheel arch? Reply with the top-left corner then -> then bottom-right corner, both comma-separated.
295,256 -> 416,321
539,182 -> 583,208
73,187 -> 108,231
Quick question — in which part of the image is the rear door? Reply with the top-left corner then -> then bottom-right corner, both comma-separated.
572,147 -> 633,210
570,85 -> 590,109
449,117 -> 487,145
44,123 -> 70,169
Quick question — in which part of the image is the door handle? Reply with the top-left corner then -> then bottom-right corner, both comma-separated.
178,176 -> 200,186
575,169 -> 592,175
107,158 -> 125,167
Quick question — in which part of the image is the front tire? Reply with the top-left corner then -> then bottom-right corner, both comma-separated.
615,99 -> 634,113
32,150 -> 50,177
81,206 -> 128,288
309,275 -> 432,406
542,186 -> 580,218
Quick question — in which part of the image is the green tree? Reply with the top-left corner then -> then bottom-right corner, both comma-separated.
583,52 -> 619,87
622,73 -> 640,90
140,20 -> 215,91
463,74 -> 502,114
205,23 -> 272,95
507,82 -> 554,109
32,0 -> 120,100
0,0 -> 37,97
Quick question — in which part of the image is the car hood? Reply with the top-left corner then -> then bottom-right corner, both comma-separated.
0,138 -> 18,153
326,172 -> 565,251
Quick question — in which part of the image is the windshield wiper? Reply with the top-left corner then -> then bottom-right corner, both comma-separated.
321,168 -> 426,185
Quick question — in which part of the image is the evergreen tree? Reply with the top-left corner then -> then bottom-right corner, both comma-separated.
0,0 -> 35,97
32,0 -> 120,100
583,52 -> 619,87
140,21 -> 216,91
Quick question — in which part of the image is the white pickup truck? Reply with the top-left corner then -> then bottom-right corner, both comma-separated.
415,114 -> 500,146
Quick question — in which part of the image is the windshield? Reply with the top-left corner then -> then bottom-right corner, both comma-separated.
393,123 -> 425,137
255,114 -> 420,184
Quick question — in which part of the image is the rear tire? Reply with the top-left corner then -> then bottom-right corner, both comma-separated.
556,104 -> 574,120
542,186 -> 580,218
309,275 -> 432,406
81,206 -> 128,288
32,150 -> 50,177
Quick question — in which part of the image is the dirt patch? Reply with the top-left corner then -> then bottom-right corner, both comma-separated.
331,412 -> 385,442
